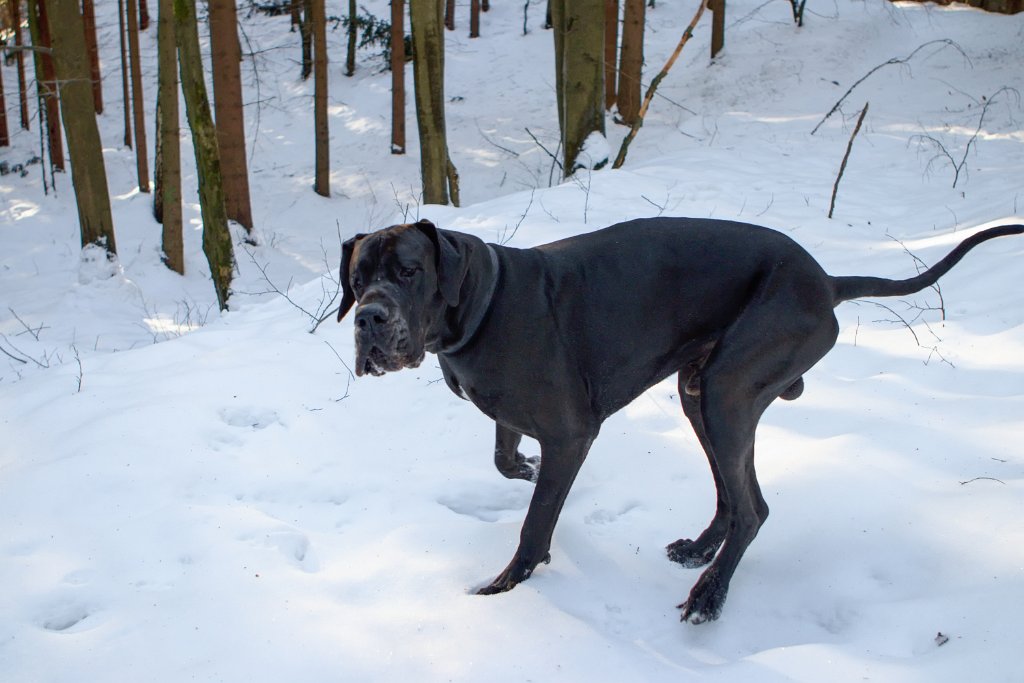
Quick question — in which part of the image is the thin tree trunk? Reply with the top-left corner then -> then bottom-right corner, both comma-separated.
299,0 -> 312,80
0,61 -> 9,146
45,0 -> 118,254
81,0 -> 103,114
551,0 -> 605,176
157,0 -> 183,273
290,0 -> 300,29
28,0 -> 65,172
710,0 -> 724,58
175,0 -> 234,310
139,0 -> 150,29
617,0 -> 644,125
444,0 -> 454,30
613,0 -> 706,169
312,0 -> 330,197
12,0 -> 31,130
118,0 -> 133,147
210,0 -> 254,231
390,0 -> 406,155
470,0 -> 480,37
345,0 -> 357,76
604,0 -> 617,110
127,0 -> 150,191
410,0 -> 458,205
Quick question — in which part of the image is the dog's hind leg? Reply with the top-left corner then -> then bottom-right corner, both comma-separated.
494,423 -> 540,482
666,372 -> 729,568
678,281 -> 839,623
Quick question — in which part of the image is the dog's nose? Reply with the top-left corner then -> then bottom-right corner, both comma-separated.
355,303 -> 390,333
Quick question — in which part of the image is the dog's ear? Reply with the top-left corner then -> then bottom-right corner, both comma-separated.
415,219 -> 466,307
336,234 -> 365,322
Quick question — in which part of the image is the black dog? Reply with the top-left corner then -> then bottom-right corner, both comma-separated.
336,217 -> 1022,623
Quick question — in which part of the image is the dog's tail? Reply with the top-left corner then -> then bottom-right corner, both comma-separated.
830,224 -> 1023,306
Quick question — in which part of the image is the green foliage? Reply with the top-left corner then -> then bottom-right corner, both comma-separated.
330,9 -> 412,70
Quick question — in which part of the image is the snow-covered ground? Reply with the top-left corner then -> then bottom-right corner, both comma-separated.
1,1 -> 1022,680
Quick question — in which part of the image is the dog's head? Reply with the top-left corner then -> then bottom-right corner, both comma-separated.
337,219 -> 469,377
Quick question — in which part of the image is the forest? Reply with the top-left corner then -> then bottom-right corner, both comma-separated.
1,1 -> 1023,681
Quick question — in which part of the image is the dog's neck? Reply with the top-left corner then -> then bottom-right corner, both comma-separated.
435,243 -> 500,356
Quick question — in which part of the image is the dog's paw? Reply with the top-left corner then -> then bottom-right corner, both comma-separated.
666,538 -> 718,568
677,567 -> 728,624
496,453 -> 540,482
475,552 -> 550,595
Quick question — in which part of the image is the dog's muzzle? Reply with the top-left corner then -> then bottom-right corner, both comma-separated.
353,301 -> 421,377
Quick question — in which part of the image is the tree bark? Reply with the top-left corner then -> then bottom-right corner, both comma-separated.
444,0 -> 454,30
470,0 -> 480,37
118,0 -> 133,147
139,0 -> 151,29
551,0 -> 606,175
617,0 -> 644,124
312,0 -> 330,197
44,0 -> 118,254
345,0 -> 357,76
27,0 -> 65,172
0,57 -> 9,146
299,0 -> 312,80
127,0 -> 151,191
604,0 -> 618,110
710,0 -> 724,58
157,0 -> 183,273
175,0 -> 234,310
410,0 -> 458,205
390,0 -> 406,155
12,0 -> 31,130
81,0 -> 103,114
210,0 -> 254,231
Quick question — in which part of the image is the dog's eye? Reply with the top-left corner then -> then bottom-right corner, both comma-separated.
350,276 -> 362,293
399,266 -> 418,278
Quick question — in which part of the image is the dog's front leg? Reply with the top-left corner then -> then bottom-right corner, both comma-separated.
478,434 -> 594,594
494,423 -> 540,482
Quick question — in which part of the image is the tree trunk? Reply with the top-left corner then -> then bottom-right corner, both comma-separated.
175,0 -> 234,310
470,0 -> 480,37
0,59 -> 9,146
410,0 -> 459,205
139,0 -> 151,29
81,0 -> 103,114
127,0 -> 150,191
345,0 -> 357,76
617,0 -> 644,124
710,0 -> 724,58
551,0 -> 606,175
444,0 -> 454,30
28,0 -> 65,172
12,0 -> 31,130
156,0 -> 183,273
312,0 -> 330,197
299,0 -> 312,80
44,0 -> 118,254
390,0 -> 406,155
604,0 -> 618,110
210,0 -> 254,231
118,0 -> 133,147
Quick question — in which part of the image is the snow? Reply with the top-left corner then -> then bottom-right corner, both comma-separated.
1,0 -> 1023,680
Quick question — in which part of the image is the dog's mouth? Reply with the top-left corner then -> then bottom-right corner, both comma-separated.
354,336 -> 425,377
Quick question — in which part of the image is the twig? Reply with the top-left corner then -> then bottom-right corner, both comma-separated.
8,307 -> 45,340
323,340 -> 354,401
525,127 -> 562,171
811,39 -> 969,135
828,102 -> 869,219
910,86 -> 1021,188
72,345 -> 83,393
959,476 -> 1006,486
499,190 -> 535,245
613,0 -> 709,169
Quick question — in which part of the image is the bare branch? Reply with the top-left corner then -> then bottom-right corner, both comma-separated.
812,39 -> 970,135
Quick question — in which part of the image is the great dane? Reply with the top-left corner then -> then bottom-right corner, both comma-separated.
336,217 -> 1022,623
